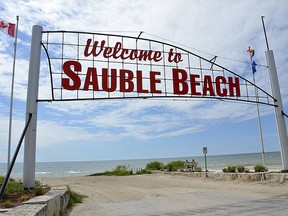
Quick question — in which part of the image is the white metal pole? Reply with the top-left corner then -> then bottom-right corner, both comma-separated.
252,75 -> 266,166
265,50 -> 288,170
7,15 -> 19,170
23,25 -> 42,188
248,47 -> 266,167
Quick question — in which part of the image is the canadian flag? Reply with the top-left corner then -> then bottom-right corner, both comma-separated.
0,18 -> 15,37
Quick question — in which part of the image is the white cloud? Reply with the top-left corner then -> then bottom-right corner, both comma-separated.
0,0 -> 287,161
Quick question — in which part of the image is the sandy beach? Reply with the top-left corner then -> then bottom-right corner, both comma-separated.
40,173 -> 288,215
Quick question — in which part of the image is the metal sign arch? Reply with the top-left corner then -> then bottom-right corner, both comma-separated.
23,26 -> 288,189
39,30 -> 276,107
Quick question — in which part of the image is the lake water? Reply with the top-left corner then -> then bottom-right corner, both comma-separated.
0,151 -> 282,178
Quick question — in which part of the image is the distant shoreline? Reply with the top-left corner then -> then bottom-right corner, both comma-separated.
0,151 -> 282,164
0,151 -> 283,178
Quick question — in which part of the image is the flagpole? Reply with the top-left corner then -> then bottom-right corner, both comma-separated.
7,15 -> 19,170
248,48 -> 265,166
253,75 -> 266,166
261,16 -> 270,51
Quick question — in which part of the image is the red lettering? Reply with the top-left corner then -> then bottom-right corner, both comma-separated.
103,46 -> 113,58
120,48 -> 130,60
83,67 -> 99,91
172,68 -> 188,94
228,77 -> 241,97
113,42 -> 122,59
84,39 -> 105,57
130,50 -> 138,60
190,74 -> 201,96
153,51 -> 162,62
150,71 -> 162,94
83,39 -> 163,62
62,60 -> 81,90
137,50 -> 162,62
215,76 -> 227,97
137,50 -> 152,61
168,49 -> 174,62
120,69 -> 134,92
136,71 -> 149,93
203,75 -> 215,96
168,48 -> 183,63
102,68 -> 117,92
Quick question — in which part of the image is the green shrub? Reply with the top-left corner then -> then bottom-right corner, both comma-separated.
0,177 -> 49,208
3,200 -> 14,208
89,172 -> 105,176
194,167 -> 202,172
165,160 -> 185,171
0,176 -> 5,183
67,186 -> 86,208
237,166 -> 245,173
280,169 -> 288,173
3,179 -> 25,195
116,165 -> 131,174
90,166 -> 151,176
33,187 -> 45,196
20,195 -> 30,202
222,166 -> 237,173
227,166 -> 237,173
114,165 -> 132,175
114,165 -> 130,172
136,169 -> 151,174
145,161 -> 164,170
254,165 -> 268,172
89,165 -> 136,176
107,165 -> 132,176
34,180 -> 43,188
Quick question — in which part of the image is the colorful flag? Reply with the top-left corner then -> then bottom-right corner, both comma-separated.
247,48 -> 255,57
0,18 -> 15,37
252,61 -> 257,74
247,47 -> 257,74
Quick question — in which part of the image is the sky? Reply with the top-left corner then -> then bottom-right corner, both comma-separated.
0,0 -> 288,163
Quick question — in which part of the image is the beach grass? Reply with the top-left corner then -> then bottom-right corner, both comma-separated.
145,161 -> 164,170
89,164 -> 152,176
146,160 -> 203,172
254,165 -> 268,172
0,176 -> 49,208
89,160 -> 204,177
67,186 -> 86,208
165,160 -> 185,171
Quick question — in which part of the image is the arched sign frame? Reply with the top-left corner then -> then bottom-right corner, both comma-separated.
38,30 -> 276,106
22,25 -> 288,188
